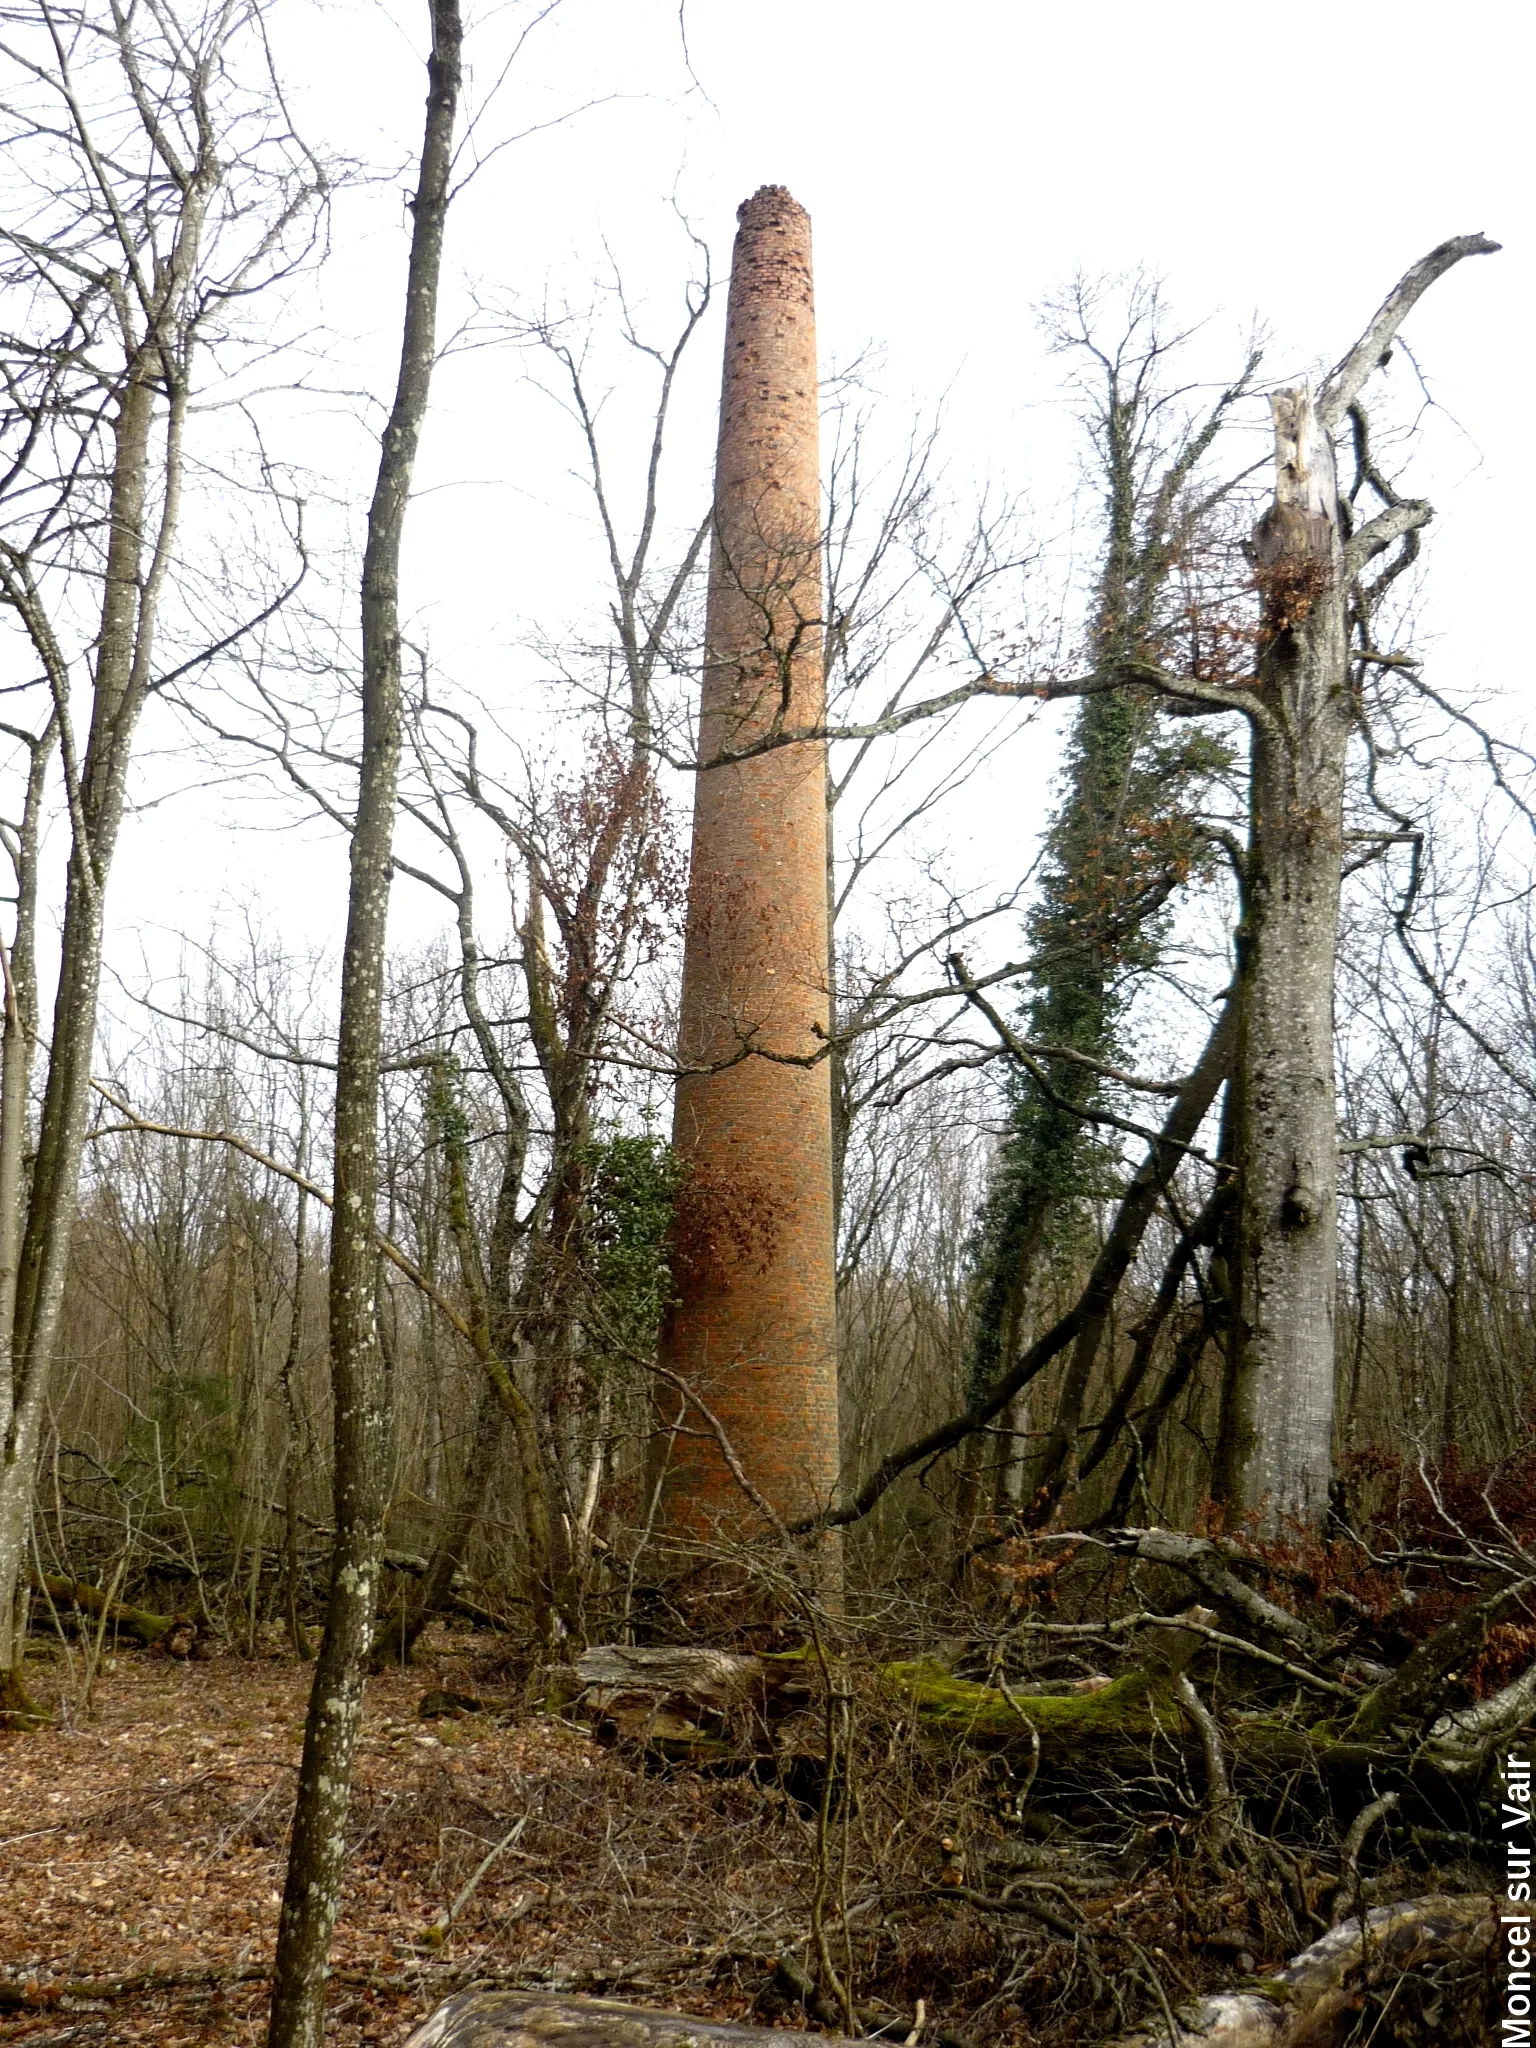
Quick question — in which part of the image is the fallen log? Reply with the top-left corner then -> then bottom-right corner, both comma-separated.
31,1574 -> 174,1648
898,1664 -> 1488,1820
884,1608 -> 1215,1763
1346,1575 -> 1536,1740
403,1991 -> 849,2048
575,1643 -> 811,1708
569,1636 -> 1497,1824
568,1627 -> 1301,1791
1431,1655 -> 1536,1752
573,1625 -> 1209,1753
885,1656 -> 1194,1755
1100,1892 -> 1494,2047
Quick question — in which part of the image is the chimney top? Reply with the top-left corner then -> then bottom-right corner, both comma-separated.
737,184 -> 807,228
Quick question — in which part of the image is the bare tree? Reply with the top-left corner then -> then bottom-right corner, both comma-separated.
790,238 -> 1499,1542
1211,235 -> 1498,1525
265,1 -> 461,2038
0,0 -> 320,1726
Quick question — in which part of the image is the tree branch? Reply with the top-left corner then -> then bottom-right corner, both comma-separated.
1319,234 -> 1500,431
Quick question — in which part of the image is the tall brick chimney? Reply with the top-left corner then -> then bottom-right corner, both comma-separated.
658,186 -> 839,1542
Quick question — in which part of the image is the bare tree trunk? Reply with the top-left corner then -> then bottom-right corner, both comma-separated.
280,1145 -> 313,1663
0,362 -> 164,1712
372,1374 -> 503,1669
1214,385 -> 1350,1527
0,726 -> 55,1719
266,6 -> 461,2040
1213,235 -> 1497,1526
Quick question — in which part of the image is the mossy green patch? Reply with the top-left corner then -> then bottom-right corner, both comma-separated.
882,1659 -> 1186,1750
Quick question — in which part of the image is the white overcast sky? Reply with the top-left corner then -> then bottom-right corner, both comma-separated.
105,0 -> 1532,1006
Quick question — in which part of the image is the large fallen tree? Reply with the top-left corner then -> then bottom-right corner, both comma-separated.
398,1896 -> 1495,2048
570,1528 -> 1536,1819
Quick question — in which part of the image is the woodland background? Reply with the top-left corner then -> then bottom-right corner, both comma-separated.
0,2 -> 1532,2046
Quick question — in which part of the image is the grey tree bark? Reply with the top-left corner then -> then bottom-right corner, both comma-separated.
1214,235 -> 1498,1526
0,722 -> 54,1711
1215,382 -> 1352,1524
0,0 -> 319,1723
265,3 -> 461,2040
798,241 -> 1497,1546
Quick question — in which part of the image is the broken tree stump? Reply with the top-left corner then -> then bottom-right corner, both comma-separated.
403,1991 -> 849,2048
573,1644 -> 812,1747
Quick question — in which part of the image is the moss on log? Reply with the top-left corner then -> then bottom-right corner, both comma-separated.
573,1636 -> 1494,1813
888,1664 -> 1484,1807
33,1574 -> 173,1648
884,1659 -> 1191,1752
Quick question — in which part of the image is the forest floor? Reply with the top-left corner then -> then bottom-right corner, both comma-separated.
0,1623 -> 1498,2048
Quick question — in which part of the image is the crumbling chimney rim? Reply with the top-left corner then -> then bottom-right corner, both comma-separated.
737,183 -> 808,226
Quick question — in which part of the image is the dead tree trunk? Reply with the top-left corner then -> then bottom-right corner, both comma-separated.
1217,384 -> 1351,1525
1213,235 -> 1498,1528
1099,1894 -> 1493,2048
404,1992 -> 850,2048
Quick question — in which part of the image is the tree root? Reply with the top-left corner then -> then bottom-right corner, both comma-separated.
0,1660 -> 49,1731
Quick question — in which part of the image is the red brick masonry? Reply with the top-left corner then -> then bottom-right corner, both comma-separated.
658,187 -> 840,1537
